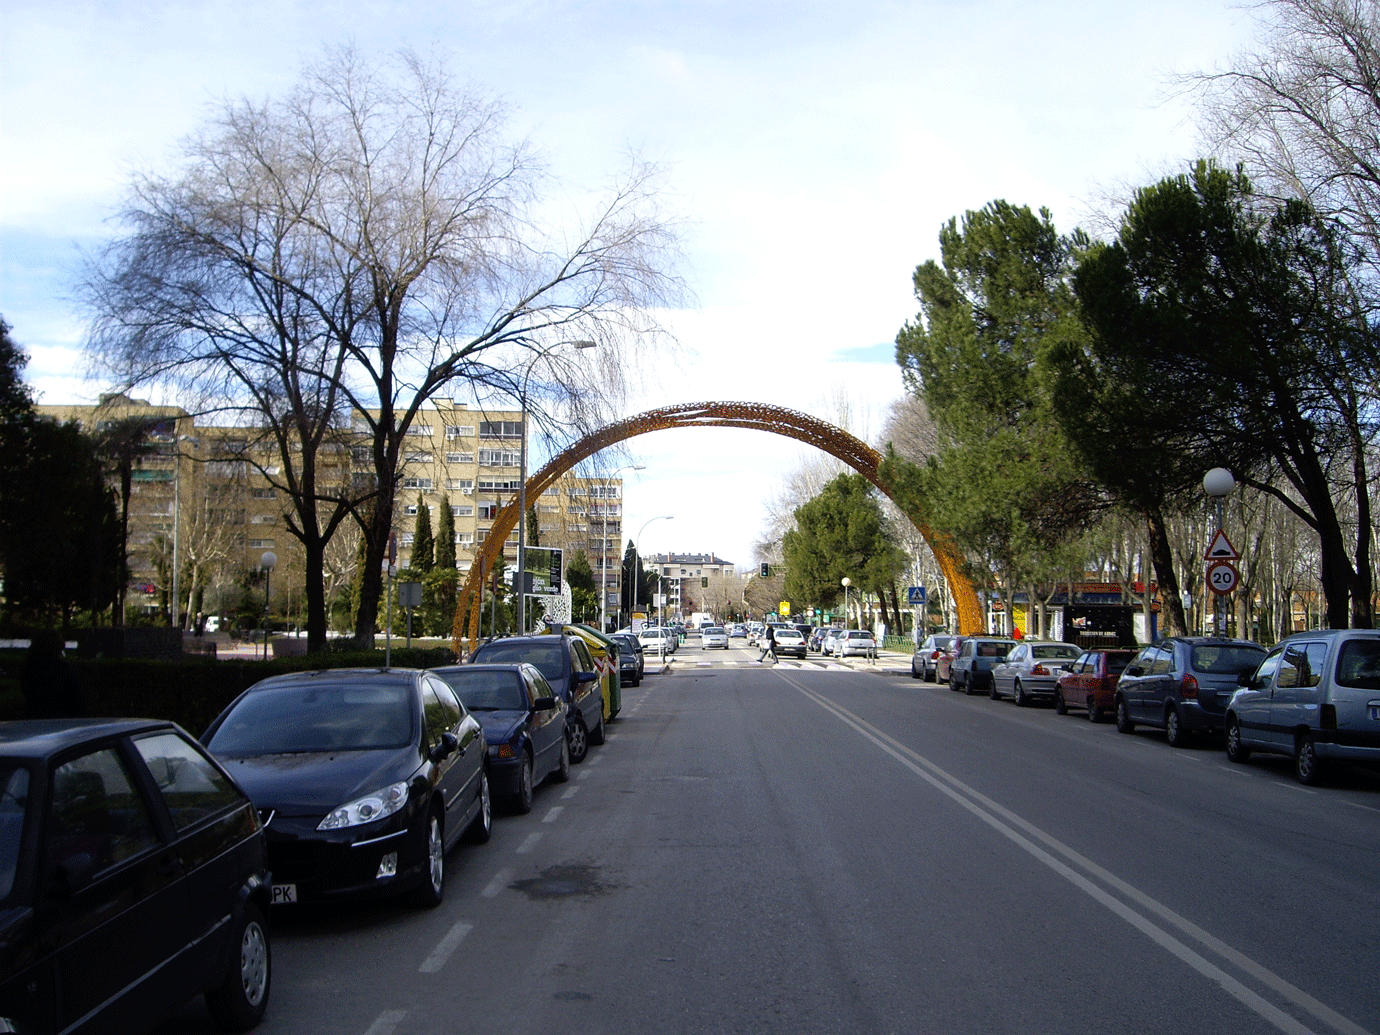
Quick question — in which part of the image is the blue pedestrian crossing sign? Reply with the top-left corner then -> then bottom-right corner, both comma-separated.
907,586 -> 927,606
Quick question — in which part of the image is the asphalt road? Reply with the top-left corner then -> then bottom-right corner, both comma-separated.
155,657 -> 1380,1035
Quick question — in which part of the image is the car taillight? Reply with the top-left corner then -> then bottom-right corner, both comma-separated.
1031,664 -> 1049,676
1180,673 -> 1199,699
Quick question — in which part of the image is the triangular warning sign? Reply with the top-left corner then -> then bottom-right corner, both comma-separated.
1204,529 -> 1240,561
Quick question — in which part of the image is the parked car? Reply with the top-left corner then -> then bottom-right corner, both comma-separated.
204,668 -> 491,908
808,627 -> 828,652
609,633 -> 643,686
1054,649 -> 1138,722
990,640 -> 1082,706
469,633 -> 607,761
836,630 -> 877,658
701,625 -> 729,649
821,628 -> 844,656
949,637 -> 1017,694
772,627 -> 808,658
730,624 -> 747,638
1114,636 -> 1267,746
431,663 -> 569,812
911,634 -> 958,681
638,626 -> 677,655
0,719 -> 273,1034
935,636 -> 966,683
1225,629 -> 1380,784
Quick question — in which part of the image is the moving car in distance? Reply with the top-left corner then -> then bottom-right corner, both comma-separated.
204,667 -> 491,909
431,663 -> 569,812
1225,628 -> 1380,785
0,719 -> 272,1034
700,625 -> 729,649
1054,649 -> 1138,722
772,627 -> 808,658
989,640 -> 1082,706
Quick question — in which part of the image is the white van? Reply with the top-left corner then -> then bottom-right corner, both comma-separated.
1225,628 -> 1380,784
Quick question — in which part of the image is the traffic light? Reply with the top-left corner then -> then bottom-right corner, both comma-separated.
701,576 -> 708,588
759,562 -> 770,578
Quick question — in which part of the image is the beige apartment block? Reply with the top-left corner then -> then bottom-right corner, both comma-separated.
37,395 -> 626,622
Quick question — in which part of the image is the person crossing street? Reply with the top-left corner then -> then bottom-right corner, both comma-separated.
758,624 -> 777,665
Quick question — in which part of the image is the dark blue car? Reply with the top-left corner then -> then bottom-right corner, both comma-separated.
430,663 -> 569,813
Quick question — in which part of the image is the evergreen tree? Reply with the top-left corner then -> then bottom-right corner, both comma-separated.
412,495 -> 434,573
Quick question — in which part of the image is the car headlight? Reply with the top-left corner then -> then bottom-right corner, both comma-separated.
317,781 -> 410,830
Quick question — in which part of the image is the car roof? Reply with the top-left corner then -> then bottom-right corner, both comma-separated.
246,667 -> 423,692
0,718 -> 181,758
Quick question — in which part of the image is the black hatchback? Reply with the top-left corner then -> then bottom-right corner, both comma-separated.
0,719 -> 272,1034
203,668 -> 491,908
1114,636 -> 1267,746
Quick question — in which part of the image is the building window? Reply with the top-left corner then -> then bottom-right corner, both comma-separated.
446,452 -> 474,464
448,478 -> 474,493
401,477 -> 433,489
401,533 -> 415,546
131,468 -> 174,482
405,452 -> 434,464
405,424 -> 432,436
478,503 -> 500,520
445,425 -> 475,438
248,538 -> 275,549
478,420 -> 523,438
478,449 -> 520,467
250,514 -> 276,525
451,505 -> 473,517
456,532 -> 473,544
404,504 -> 418,516
250,488 -> 275,499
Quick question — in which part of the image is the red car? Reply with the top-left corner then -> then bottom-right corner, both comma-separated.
935,636 -> 965,684
1054,648 -> 1138,722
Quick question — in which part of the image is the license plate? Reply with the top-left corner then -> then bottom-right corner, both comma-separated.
271,883 -> 297,904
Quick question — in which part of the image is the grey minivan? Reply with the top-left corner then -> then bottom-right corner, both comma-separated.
1225,629 -> 1380,784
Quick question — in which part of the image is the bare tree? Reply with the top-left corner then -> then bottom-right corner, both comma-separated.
85,46 -> 684,649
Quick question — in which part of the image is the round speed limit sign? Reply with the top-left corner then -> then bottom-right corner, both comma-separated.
1206,560 -> 1239,595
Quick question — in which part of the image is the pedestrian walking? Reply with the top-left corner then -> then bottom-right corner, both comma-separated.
758,624 -> 777,664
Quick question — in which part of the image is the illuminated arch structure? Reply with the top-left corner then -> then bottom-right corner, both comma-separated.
452,401 -> 983,649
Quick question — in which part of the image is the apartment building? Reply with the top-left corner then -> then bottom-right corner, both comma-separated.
647,552 -> 738,616
37,395 -> 626,621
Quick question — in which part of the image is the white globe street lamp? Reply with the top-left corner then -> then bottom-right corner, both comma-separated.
841,577 -> 851,630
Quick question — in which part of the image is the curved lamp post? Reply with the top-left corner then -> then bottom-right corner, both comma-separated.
515,339 -> 598,634
633,515 -> 674,627
600,465 -> 646,633
841,576 -> 851,631
260,550 -> 277,660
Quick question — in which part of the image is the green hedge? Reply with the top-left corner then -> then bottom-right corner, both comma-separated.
3,646 -> 460,736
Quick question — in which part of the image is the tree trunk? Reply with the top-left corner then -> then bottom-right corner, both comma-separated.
1146,505 -> 1186,637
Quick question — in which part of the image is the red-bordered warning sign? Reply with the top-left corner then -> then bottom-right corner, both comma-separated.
1204,529 -> 1240,561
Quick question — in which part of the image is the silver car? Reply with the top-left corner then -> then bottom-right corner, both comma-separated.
700,625 -> 729,649
836,630 -> 876,658
990,641 -> 1082,706
1226,628 -> 1380,784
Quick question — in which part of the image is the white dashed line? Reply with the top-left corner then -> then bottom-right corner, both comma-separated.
419,921 -> 473,973
561,785 -> 580,799
542,805 -> 565,823
363,1010 -> 408,1035
480,867 -> 513,898
516,832 -> 542,854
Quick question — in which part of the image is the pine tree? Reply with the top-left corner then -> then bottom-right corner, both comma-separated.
412,495 -> 434,573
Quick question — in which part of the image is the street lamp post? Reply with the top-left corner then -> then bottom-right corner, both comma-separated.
600,465 -> 645,633
1203,467 -> 1236,637
515,340 -> 597,634
841,577 -> 851,630
260,550 -> 277,660
633,515 -> 674,627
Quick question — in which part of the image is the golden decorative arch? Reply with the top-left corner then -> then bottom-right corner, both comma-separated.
452,401 -> 983,650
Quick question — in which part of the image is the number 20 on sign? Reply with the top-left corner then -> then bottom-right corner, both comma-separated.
1206,561 -> 1239,595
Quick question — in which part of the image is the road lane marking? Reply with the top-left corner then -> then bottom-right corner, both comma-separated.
419,921 -> 473,973
542,805 -> 565,823
480,867 -> 513,898
516,832 -> 542,854
363,1010 -> 408,1035
561,786 -> 580,799
791,680 -> 1371,1035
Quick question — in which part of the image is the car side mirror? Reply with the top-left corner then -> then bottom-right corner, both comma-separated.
1237,669 -> 1257,687
532,696 -> 558,711
1125,665 -> 1143,678
576,671 -> 597,684
429,731 -> 459,763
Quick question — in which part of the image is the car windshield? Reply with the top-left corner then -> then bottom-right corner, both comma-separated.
1335,639 -> 1380,689
436,669 -> 527,710
1032,645 -> 1079,660
1191,644 -> 1266,674
474,640 -> 564,681
1106,652 -> 1136,674
976,641 -> 1014,657
0,764 -> 30,901
704,627 -> 725,635
207,683 -> 415,754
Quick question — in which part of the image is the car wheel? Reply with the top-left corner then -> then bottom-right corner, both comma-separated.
204,902 -> 270,1031
464,769 -> 492,844
1165,706 -> 1190,748
1295,734 -> 1327,786
568,718 -> 589,764
512,751 -> 535,814
589,710 -> 606,746
963,672 -> 977,696
911,660 -> 922,680
1087,699 -> 1103,724
410,810 -> 446,908
1115,697 -> 1135,734
1225,716 -> 1251,763
552,735 -> 571,783
1055,689 -> 1068,715
926,664 -> 936,683
989,678 -> 1001,700
1014,681 -> 1029,707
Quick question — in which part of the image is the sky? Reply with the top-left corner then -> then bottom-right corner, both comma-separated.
0,0 -> 1261,570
